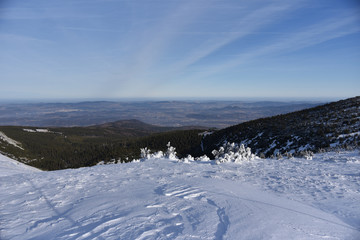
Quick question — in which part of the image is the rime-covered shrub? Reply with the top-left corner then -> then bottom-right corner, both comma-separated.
318,148 -> 326,153
140,147 -> 164,159
212,142 -> 255,164
140,142 -> 177,160
165,142 -> 177,160
300,150 -> 314,160
196,155 -> 211,162
285,151 -> 293,159
140,142 -> 255,164
179,154 -> 195,163
140,147 -> 151,159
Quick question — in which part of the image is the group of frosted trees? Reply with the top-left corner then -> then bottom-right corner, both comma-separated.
140,141 -> 255,164
140,142 -> 178,160
211,142 -> 255,163
138,140 -> 319,164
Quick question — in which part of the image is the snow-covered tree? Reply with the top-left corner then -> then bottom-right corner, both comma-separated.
140,142 -> 176,161
140,147 -> 151,159
140,147 -> 164,160
165,142 -> 177,160
300,150 -> 314,160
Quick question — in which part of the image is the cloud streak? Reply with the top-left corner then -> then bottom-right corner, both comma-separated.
104,1 -> 301,97
163,12 -> 360,86
107,0 -> 211,96
0,33 -> 54,44
167,2 -> 299,71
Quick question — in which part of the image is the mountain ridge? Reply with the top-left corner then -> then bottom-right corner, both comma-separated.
202,96 -> 360,157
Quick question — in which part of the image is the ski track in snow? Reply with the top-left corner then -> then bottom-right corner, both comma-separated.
1,151 -> 360,239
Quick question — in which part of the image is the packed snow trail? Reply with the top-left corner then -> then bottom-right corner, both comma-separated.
0,152 -> 359,239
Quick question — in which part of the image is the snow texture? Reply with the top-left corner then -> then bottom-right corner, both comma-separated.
1,150 -> 360,240
0,154 -> 40,177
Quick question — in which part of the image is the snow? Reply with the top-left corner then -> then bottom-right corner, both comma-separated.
1,151 -> 360,239
0,153 -> 40,177
337,131 -> 360,138
0,131 -> 24,150
36,129 -> 50,133
299,144 -> 312,151
23,129 -> 37,133
23,128 -> 51,133
199,131 -> 213,137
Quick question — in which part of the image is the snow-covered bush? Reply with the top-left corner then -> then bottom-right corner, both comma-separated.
179,154 -> 195,163
139,142 -> 255,164
212,142 -> 255,164
139,142 -> 177,161
139,147 -> 164,160
300,150 -> 314,160
180,154 -> 212,163
140,147 -> 151,159
196,155 -> 211,162
285,151 -> 294,159
165,142 -> 177,160
318,148 -> 326,153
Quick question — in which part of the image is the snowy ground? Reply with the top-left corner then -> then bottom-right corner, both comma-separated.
0,154 -> 39,177
1,151 -> 359,239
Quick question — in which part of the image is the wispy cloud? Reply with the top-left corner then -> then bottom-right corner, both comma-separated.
107,0 -> 211,95
58,26 -> 125,33
168,2 -> 299,71
0,7 -> 101,20
179,14 -> 360,82
107,1 -> 307,96
0,33 -> 54,44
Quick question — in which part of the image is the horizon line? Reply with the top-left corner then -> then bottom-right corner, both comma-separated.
0,96 -> 353,104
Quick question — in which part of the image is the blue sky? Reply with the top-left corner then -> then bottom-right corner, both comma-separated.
0,0 -> 359,101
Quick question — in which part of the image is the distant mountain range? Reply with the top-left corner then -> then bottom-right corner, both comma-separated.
202,96 -> 360,157
0,100 -> 321,128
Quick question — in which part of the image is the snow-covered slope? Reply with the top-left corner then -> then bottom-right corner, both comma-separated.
1,152 -> 359,239
0,153 -> 40,177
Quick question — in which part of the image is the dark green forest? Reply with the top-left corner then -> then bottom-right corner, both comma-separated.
0,122 -> 204,170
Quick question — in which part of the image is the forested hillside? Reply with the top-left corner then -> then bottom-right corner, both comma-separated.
0,120 -> 204,170
202,96 -> 360,157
